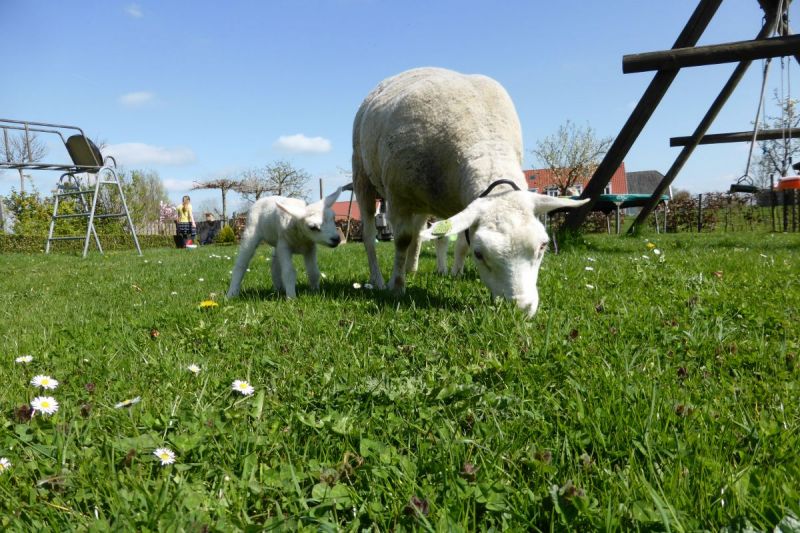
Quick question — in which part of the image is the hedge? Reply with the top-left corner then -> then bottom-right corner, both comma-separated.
0,234 -> 174,254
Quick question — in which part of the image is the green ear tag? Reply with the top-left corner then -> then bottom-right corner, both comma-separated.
431,220 -> 452,236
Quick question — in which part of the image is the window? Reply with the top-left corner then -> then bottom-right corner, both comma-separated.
603,185 -> 612,195
546,187 -> 559,197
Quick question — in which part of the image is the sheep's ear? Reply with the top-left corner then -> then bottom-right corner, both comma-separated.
324,187 -> 343,208
530,193 -> 589,215
276,200 -> 307,220
419,203 -> 481,241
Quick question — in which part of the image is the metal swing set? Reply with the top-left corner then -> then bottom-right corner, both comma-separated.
0,118 -> 142,257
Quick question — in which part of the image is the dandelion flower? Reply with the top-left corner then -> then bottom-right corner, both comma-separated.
114,396 -> 142,409
232,380 -> 255,396
646,242 -> 656,250
15,355 -> 33,364
31,396 -> 59,415
30,375 -> 59,390
199,300 -> 219,309
187,364 -> 201,375
352,282 -> 362,289
153,447 -> 176,466
0,457 -> 11,473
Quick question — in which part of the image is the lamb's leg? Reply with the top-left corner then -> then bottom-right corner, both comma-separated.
227,227 -> 261,298
275,241 -> 297,298
451,232 -> 469,276
404,213 -> 427,274
355,182 -> 385,289
270,249 -> 283,293
304,246 -> 321,290
435,236 -> 449,275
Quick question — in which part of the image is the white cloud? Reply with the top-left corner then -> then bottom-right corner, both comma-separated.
273,134 -> 332,154
125,4 -> 143,18
163,178 -> 197,192
119,91 -> 155,107
104,143 -> 195,166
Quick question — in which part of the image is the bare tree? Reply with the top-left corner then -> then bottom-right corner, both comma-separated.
263,160 -> 310,199
192,178 -> 238,226
233,167 -> 273,203
752,94 -> 800,189
531,121 -> 612,195
3,132 -> 48,193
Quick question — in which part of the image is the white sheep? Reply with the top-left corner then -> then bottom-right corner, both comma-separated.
226,188 -> 343,299
352,67 -> 587,317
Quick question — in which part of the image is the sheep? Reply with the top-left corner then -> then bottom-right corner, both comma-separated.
352,67 -> 588,317
226,188 -> 343,299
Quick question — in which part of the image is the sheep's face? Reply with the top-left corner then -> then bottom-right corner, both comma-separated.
421,191 -> 588,317
277,187 -> 343,248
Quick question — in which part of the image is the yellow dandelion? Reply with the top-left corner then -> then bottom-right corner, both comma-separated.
199,300 -> 219,309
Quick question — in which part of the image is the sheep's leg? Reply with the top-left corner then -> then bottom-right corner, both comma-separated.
387,215 -> 419,292
451,232 -> 469,276
355,184 -> 385,289
276,241 -> 297,298
304,246 -> 321,290
270,249 -> 283,293
227,227 -> 261,298
404,214 -> 427,274
435,237 -> 449,274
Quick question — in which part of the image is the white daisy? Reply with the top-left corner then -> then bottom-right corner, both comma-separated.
171,291 -> 178,296
187,364 -> 201,375
585,266 -> 594,271
586,284 -> 595,290
0,457 -> 11,473
587,257 -> 596,262
321,272 -> 327,278
30,375 -> 59,390
232,380 -> 255,396
653,249 -> 661,256
352,282 -> 362,289
31,396 -> 59,415
198,278 -> 204,282
15,355 -> 33,364
153,447 -> 176,466
114,396 -> 142,409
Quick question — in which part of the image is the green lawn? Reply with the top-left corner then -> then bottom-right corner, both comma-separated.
1,233 -> 798,531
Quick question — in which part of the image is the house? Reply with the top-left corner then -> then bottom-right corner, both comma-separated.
525,162 -> 628,196
625,169 -> 670,198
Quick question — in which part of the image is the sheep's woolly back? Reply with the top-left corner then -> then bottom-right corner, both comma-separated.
353,67 -> 525,217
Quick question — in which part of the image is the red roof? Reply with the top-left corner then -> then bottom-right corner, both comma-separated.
525,162 -> 627,194
332,198 -> 363,221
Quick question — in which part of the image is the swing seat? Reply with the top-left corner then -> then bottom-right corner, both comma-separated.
729,183 -> 760,193
777,176 -> 800,191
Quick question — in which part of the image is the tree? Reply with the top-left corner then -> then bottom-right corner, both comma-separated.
119,169 -> 170,230
233,167 -> 273,203
262,160 -> 310,200
751,94 -> 800,189
192,178 -> 238,226
531,121 -> 612,195
3,131 -> 48,193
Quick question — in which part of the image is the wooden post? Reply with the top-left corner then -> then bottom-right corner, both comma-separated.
670,127 -> 800,146
697,193 -> 703,232
319,178 -> 323,200
623,34 -> 800,74
562,0 -> 723,234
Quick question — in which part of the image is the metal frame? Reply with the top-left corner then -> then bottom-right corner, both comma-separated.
1,118 -> 142,257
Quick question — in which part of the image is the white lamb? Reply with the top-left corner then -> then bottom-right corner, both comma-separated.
352,67 -> 587,317
226,188 -> 343,299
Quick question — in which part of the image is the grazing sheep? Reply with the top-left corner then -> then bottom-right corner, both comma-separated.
226,188 -> 343,299
352,67 -> 587,316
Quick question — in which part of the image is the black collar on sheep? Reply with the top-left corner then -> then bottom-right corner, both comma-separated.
464,179 -> 522,246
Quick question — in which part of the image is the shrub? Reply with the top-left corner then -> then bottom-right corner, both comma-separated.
215,224 -> 236,244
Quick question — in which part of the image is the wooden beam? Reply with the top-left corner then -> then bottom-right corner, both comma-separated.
629,8 -> 782,233
623,34 -> 800,73
670,127 -> 800,146
562,0 -> 723,234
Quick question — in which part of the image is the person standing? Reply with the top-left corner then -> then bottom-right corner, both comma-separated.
175,195 -> 197,246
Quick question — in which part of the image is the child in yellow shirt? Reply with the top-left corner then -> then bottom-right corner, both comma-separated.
175,195 -> 197,246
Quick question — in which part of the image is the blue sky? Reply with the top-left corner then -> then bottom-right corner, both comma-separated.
0,1 -> 794,212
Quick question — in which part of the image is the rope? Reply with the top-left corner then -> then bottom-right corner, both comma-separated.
742,58 -> 773,182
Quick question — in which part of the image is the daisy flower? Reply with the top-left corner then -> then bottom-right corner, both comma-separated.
114,396 -> 142,409
352,282 -> 362,289
653,249 -> 661,256
153,447 -> 176,466
15,355 -> 33,364
31,396 -> 59,415
30,375 -> 59,390
586,284 -> 595,290
198,278 -> 204,282
0,457 -> 11,473
585,266 -> 594,271
187,364 -> 201,375
232,380 -> 255,396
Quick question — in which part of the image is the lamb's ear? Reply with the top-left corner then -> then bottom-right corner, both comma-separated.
323,187 -> 343,208
530,193 -> 590,215
419,203 -> 481,242
276,200 -> 308,220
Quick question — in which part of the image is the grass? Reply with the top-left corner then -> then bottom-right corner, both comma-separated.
0,232 -> 798,531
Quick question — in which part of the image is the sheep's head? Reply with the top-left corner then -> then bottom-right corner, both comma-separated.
421,191 -> 588,317
276,187 -> 343,248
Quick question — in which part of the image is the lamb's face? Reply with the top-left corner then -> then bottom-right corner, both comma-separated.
300,203 -> 341,248
469,208 -> 549,317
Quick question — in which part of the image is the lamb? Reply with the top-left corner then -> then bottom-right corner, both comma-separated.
352,67 -> 588,317
226,188 -> 343,299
